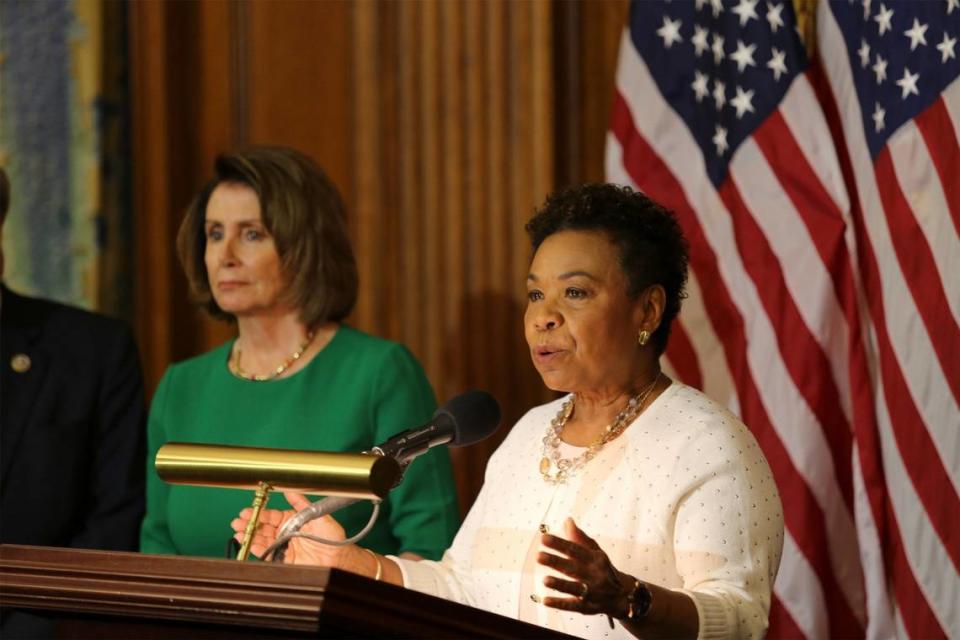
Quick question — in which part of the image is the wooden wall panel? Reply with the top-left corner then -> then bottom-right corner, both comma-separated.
129,0 -> 193,389
130,0 -> 626,514
130,0 -> 241,386
348,0 -> 558,508
246,1 -> 355,203
555,0 -> 629,185
196,0 -> 240,352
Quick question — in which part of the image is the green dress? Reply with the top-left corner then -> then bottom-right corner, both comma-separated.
140,325 -> 459,560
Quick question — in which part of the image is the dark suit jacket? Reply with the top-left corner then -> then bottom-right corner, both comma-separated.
0,285 -> 146,550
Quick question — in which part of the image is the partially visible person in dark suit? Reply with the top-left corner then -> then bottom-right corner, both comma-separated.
0,166 -> 147,638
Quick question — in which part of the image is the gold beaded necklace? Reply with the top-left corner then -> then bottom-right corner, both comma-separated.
539,372 -> 661,484
230,330 -> 315,381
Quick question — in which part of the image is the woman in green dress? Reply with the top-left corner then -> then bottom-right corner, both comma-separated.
140,147 -> 459,560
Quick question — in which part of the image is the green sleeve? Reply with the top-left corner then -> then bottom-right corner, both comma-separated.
139,368 -> 177,554
371,344 -> 459,560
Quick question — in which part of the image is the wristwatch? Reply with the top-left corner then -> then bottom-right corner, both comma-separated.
625,578 -> 653,621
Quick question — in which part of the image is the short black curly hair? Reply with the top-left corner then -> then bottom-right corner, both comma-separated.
525,183 -> 689,355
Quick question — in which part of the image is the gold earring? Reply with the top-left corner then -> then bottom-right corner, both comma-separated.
638,330 -> 650,346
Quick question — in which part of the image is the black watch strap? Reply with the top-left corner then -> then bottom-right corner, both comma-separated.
626,579 -> 652,622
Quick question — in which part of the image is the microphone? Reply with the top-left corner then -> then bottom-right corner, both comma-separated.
270,390 -> 500,556
372,389 -> 502,466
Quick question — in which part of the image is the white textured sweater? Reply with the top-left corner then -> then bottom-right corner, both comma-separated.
393,383 -> 784,639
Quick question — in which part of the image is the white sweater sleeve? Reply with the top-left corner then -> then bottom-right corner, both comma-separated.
669,419 -> 784,639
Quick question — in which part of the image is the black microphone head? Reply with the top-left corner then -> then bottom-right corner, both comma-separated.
434,390 -> 501,447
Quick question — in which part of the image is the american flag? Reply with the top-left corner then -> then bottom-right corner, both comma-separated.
606,0 -> 959,637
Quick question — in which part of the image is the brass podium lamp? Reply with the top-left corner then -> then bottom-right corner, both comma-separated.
155,443 -> 402,561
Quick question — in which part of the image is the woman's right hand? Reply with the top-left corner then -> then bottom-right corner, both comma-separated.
231,491 -> 352,567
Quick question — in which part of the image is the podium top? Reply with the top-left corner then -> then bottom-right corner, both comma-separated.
0,544 -> 579,639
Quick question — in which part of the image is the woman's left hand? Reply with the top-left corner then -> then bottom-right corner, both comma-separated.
538,517 -> 631,618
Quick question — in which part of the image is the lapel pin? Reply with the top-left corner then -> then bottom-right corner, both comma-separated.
10,353 -> 31,373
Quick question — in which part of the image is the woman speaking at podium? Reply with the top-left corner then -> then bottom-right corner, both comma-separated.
234,184 -> 785,639
140,147 -> 458,561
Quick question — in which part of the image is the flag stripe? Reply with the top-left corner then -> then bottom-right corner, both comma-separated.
885,507 -> 947,638
733,127 -> 853,423
664,316 -> 703,391
610,94 -> 864,637
769,84 -> 892,570
825,112 -> 960,566
876,388 -> 959,636
752,110 -> 851,288
873,149 -> 960,404
913,96 -> 960,238
826,60 -> 960,488
776,74 -> 851,218
750,110 -> 855,389
887,118 -> 960,321
715,171 -> 866,621
887,118 -> 960,324
774,532 -> 829,639
809,10 -> 958,630
851,451 -> 897,640
857,226 -> 960,573
673,268 -> 737,408
767,593 -> 807,640
816,7 -> 960,495
805,49 -> 950,639
758,101 -> 911,637
716,176 -> 855,509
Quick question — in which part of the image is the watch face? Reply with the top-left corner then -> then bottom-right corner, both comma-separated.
633,581 -> 652,619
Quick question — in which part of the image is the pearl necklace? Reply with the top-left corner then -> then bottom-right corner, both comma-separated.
230,331 -> 315,381
539,373 -> 661,484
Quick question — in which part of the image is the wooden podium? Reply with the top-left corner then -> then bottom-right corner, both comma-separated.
0,545 -> 577,639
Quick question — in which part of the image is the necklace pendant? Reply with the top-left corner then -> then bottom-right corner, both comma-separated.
539,457 -> 552,475
538,376 -> 661,484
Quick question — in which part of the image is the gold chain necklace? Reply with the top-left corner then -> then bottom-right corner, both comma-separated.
539,372 -> 661,484
230,331 -> 315,381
